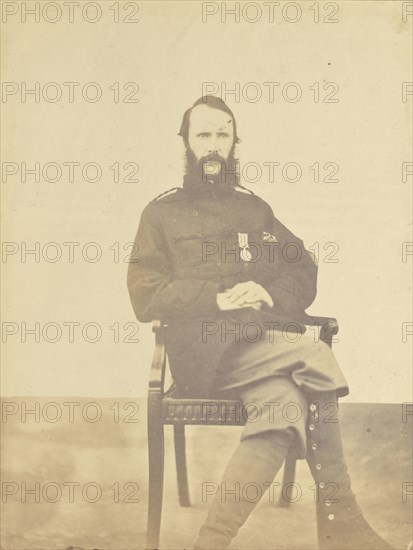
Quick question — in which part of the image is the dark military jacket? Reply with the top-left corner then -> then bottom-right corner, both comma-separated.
127,175 -> 318,397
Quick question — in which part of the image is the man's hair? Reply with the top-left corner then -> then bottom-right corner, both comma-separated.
178,95 -> 240,146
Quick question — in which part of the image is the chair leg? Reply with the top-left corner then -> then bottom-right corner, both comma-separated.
146,390 -> 165,550
278,453 -> 297,507
174,424 -> 191,507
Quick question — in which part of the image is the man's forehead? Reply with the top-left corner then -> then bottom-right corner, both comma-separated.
189,104 -> 234,133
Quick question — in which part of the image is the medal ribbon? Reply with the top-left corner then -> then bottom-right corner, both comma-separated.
238,232 -> 251,262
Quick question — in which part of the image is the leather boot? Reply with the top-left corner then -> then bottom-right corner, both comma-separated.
305,392 -> 394,550
193,430 -> 293,549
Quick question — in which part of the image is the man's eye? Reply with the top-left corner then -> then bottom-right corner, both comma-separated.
218,134 -> 229,139
199,133 -> 209,138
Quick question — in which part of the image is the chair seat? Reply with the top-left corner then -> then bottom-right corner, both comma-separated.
162,397 -> 247,426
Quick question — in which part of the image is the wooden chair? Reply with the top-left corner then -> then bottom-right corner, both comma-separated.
146,313 -> 339,549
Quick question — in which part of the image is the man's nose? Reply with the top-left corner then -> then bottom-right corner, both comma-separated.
208,137 -> 219,153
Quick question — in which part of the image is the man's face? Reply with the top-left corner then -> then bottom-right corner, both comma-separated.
187,104 -> 235,178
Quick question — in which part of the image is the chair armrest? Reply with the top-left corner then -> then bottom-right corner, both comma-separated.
297,313 -> 339,345
299,313 -> 338,331
149,320 -> 167,390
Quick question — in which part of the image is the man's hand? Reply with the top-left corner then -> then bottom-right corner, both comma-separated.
216,281 -> 274,311
216,292 -> 262,311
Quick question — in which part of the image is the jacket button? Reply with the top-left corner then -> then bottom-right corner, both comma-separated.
316,464 -> 322,470
328,514 -> 335,521
319,482 -> 325,489
192,211 -> 198,216
309,404 -> 317,412
325,501 -> 332,507
309,424 -> 315,431
312,443 -> 318,450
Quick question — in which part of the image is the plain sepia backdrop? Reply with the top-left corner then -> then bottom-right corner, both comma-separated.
1,0 -> 412,403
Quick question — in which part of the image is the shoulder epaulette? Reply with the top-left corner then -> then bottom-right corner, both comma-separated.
150,187 -> 181,203
234,184 -> 255,196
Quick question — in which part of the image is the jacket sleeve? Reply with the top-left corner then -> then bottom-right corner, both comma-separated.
264,208 -> 318,318
127,205 -> 224,322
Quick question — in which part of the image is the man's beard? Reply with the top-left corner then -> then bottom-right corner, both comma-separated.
184,148 -> 239,187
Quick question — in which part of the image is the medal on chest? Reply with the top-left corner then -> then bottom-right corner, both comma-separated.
238,232 -> 252,262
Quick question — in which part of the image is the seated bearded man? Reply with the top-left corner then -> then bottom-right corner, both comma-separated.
127,95 -> 394,550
